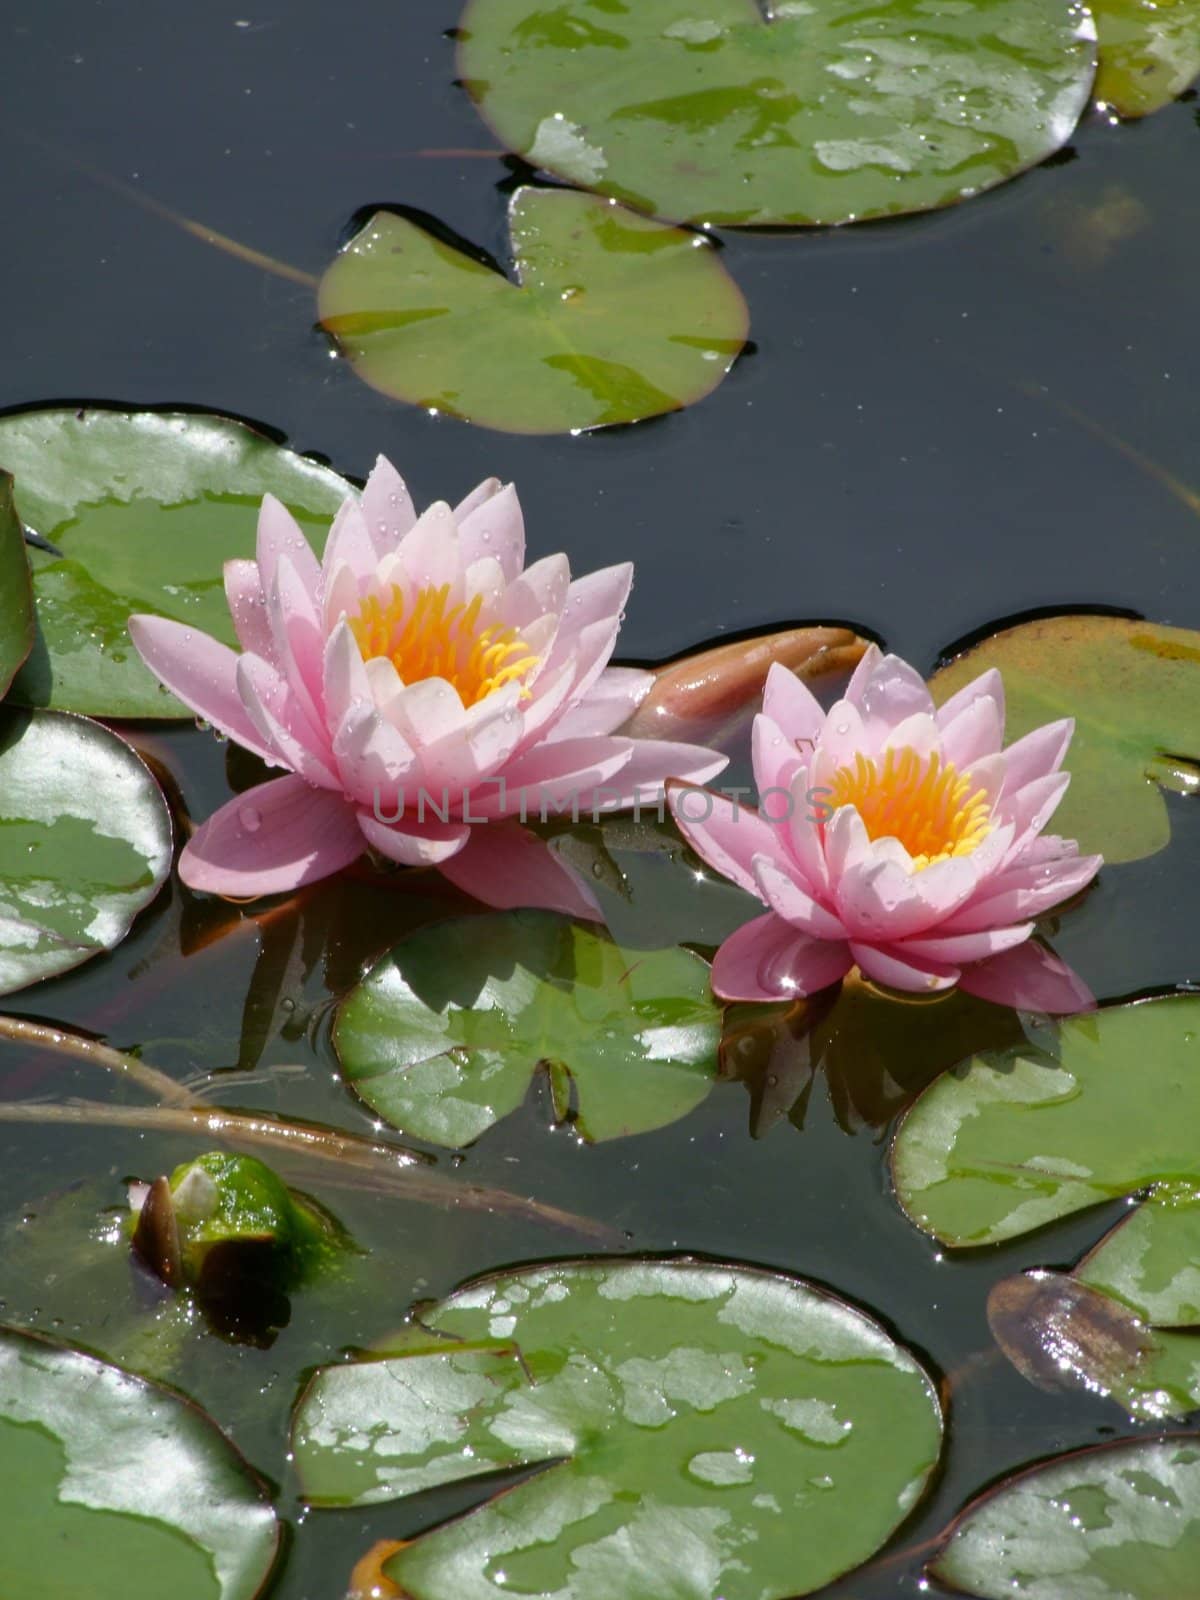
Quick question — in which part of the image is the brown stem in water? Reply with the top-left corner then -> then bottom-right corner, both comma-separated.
0,1099 -> 620,1241
0,1014 -> 198,1107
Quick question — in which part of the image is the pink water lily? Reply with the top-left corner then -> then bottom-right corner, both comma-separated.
669,646 -> 1101,1011
130,458 -> 725,919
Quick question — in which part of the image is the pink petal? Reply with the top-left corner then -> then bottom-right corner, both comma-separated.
667,785 -> 784,901
237,654 -> 338,786
850,941 -> 960,993
256,494 -> 321,598
128,614 -> 275,765
550,667 -> 653,739
397,502 -> 462,593
323,619 -> 373,736
753,856 -> 846,939
180,777 -> 362,897
899,922 -> 1034,964
267,555 -> 327,733
752,713 -> 806,799
1001,770 -> 1071,853
957,941 -> 1095,1014
555,563 -> 633,640
881,711 -> 943,759
387,678 -> 467,749
762,661 -> 825,747
322,499 -> 381,584
939,850 -> 1101,933
598,737 -> 727,809
453,475 -> 502,522
939,693 -> 1005,768
711,912 -> 852,1002
356,811 -> 470,866
811,700 -> 869,773
834,854 -> 978,940
436,822 -> 602,921
361,456 -> 417,556
332,701 -> 418,809
500,553 -> 571,631
223,560 -> 276,662
935,667 -> 1005,734
854,653 -> 935,737
843,642 -> 884,705
1001,719 -> 1075,796
457,482 -> 525,580
485,737 -> 635,819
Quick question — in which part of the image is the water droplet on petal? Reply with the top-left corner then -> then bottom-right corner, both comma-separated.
239,805 -> 262,833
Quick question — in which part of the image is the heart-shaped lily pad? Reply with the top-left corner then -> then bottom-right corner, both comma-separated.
931,1436 -> 1200,1599
1093,0 -> 1200,116
318,187 -> 748,433
0,474 -> 34,698
0,407 -> 351,717
333,910 -> 722,1146
0,1325 -> 279,1599
891,995 -> 1200,1248
930,615 -> 1200,864
458,0 -> 1098,227
292,1258 -> 944,1600
0,707 -> 172,994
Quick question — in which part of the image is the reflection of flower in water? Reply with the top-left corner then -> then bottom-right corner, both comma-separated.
130,457 -> 723,917
672,646 -> 1100,1011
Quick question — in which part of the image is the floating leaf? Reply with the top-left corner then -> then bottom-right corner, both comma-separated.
0,474 -> 34,698
318,187 -> 748,434
333,910 -> 721,1146
891,995 -> 1200,1247
930,615 -> 1200,864
1093,0 -> 1200,117
1079,1189 -> 1200,1327
931,1435 -> 1200,1599
0,708 -> 172,994
292,1258 -> 944,1600
0,407 -> 351,717
0,1325 -> 279,1600
458,0 -> 1097,228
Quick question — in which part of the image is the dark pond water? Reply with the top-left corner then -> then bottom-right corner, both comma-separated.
2,4 -> 1200,1597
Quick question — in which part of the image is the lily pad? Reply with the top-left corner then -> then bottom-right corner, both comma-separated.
0,474 -> 34,697
0,707 -> 172,994
1080,1189 -> 1200,1327
0,407 -> 351,717
318,186 -> 748,434
1093,0 -> 1200,117
891,995 -> 1200,1247
0,1325 -> 279,1600
457,0 -> 1097,228
292,1258 -> 944,1600
333,910 -> 722,1146
930,614 -> 1200,864
931,1436 -> 1200,1599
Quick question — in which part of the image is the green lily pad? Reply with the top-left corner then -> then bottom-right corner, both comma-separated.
930,614 -> 1200,864
457,0 -> 1097,228
1093,0 -> 1200,117
0,407 -> 351,717
891,995 -> 1200,1247
0,474 -> 34,698
931,1436 -> 1200,1599
292,1258 -> 944,1600
333,910 -> 722,1146
0,707 -> 172,994
318,186 -> 748,434
1080,1190 -> 1200,1327
0,1325 -> 279,1600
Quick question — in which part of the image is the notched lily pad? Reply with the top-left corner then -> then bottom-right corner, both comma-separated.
0,406 -> 351,717
931,1435 -> 1200,1599
0,707 -> 172,994
0,473 -> 34,697
891,995 -> 1200,1247
1093,0 -> 1200,117
333,910 -> 722,1146
930,614 -> 1200,864
459,0 -> 1098,227
292,1257 -> 944,1600
318,186 -> 748,434
0,1325 -> 279,1600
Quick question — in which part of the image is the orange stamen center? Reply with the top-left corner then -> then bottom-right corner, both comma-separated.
349,583 -> 539,707
828,747 -> 992,870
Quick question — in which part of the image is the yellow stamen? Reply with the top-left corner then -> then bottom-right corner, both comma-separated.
827,747 -> 992,870
349,583 -> 539,706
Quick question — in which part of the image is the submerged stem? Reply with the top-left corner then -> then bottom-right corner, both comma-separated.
0,1099 -> 620,1242
0,1014 -> 198,1107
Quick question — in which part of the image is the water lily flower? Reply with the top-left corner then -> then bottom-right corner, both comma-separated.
668,646 -> 1101,1011
129,459 -> 725,919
